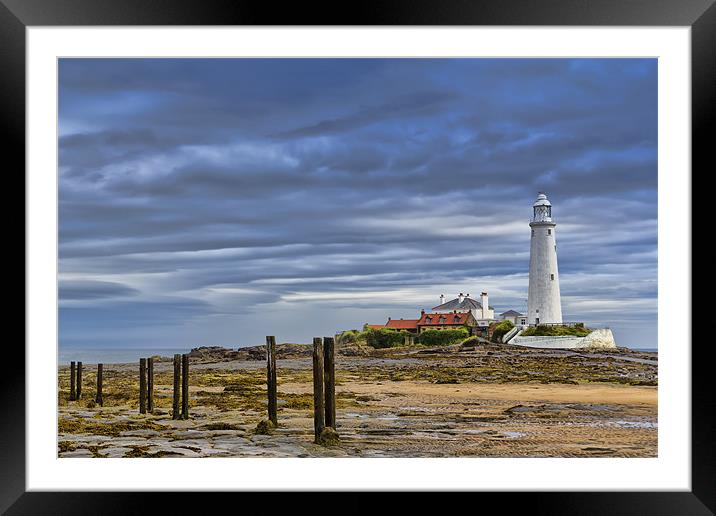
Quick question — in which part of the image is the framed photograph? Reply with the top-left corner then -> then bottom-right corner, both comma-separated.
7,0 -> 710,512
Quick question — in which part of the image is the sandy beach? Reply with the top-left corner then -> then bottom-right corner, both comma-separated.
57,344 -> 657,458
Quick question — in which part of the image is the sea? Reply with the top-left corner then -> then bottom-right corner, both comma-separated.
59,347 -> 194,365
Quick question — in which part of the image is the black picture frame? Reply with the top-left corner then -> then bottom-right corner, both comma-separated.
4,0 -> 710,513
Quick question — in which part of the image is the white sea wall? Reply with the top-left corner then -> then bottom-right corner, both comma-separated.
510,328 -> 617,349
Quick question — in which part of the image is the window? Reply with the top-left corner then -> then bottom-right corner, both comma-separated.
551,274 -> 555,280
531,229 -> 534,237
547,229 -> 552,235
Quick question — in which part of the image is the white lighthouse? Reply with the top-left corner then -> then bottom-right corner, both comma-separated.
527,192 -> 563,325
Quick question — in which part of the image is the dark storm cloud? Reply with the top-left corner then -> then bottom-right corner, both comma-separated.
59,280 -> 140,300
274,90 -> 459,139
59,58 -> 658,349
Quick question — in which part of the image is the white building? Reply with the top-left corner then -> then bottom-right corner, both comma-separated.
499,310 -> 528,327
527,193 -> 563,325
432,292 -> 495,326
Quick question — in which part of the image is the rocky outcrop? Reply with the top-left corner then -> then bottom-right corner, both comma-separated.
188,346 -> 244,362
580,329 -> 618,349
239,343 -> 313,361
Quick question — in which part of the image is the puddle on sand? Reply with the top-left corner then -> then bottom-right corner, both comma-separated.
562,419 -> 657,429
606,420 -> 658,429
344,413 -> 399,421
344,413 -> 370,419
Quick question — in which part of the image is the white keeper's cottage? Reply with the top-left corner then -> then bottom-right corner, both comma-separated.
432,292 -> 495,328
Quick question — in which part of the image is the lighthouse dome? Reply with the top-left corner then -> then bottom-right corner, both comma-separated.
533,192 -> 552,207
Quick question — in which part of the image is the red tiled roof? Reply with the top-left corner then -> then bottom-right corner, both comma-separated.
385,319 -> 419,330
417,312 -> 469,326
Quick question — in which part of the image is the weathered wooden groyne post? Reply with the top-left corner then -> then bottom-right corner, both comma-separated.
76,361 -> 83,400
69,361 -> 76,401
147,357 -> 154,413
323,336 -> 336,430
312,337 -> 325,443
181,353 -> 189,419
172,354 -> 181,419
95,363 -> 103,406
266,336 -> 278,426
139,358 -> 147,414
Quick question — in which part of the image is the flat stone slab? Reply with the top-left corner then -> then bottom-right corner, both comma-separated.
171,430 -> 214,439
59,449 -> 95,458
59,434 -> 114,443
100,437 -> 164,447
120,430 -> 162,437
149,446 -> 202,457
97,446 -> 133,457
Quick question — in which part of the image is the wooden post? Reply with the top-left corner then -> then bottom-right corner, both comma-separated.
69,361 -> 76,401
266,335 -> 278,426
323,337 -> 336,429
181,354 -> 189,419
95,363 -> 103,406
172,354 -> 181,420
312,337 -> 325,443
147,357 -> 154,413
139,358 -> 147,414
76,361 -> 83,400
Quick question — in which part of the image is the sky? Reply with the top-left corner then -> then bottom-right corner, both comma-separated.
58,58 -> 658,352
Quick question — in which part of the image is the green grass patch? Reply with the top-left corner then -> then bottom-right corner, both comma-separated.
521,324 -> 591,337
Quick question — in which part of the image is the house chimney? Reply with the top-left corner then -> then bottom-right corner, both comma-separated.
458,292 -> 464,303
439,294 -> 445,305
481,292 -> 489,319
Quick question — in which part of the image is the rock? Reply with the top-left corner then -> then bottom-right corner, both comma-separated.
97,446 -> 133,457
172,430 -> 213,439
241,343 -> 313,360
119,429 -> 161,437
188,346 -> 244,362
336,343 -> 372,357
316,427 -> 340,446
59,449 -> 94,458
582,328 -> 618,349
254,419 -> 276,435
